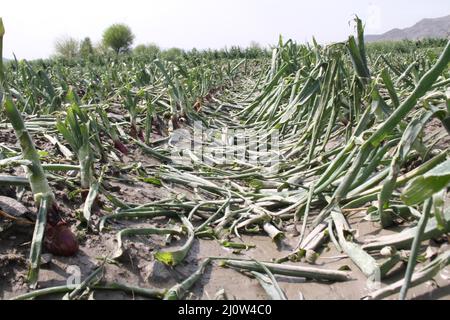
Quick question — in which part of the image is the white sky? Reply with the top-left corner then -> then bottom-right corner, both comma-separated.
2,0 -> 450,60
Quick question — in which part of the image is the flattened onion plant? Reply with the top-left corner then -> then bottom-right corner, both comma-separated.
1,18 -> 78,289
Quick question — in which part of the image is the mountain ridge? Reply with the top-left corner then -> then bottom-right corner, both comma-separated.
366,14 -> 450,42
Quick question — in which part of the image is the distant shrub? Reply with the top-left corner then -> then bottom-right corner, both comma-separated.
80,37 -> 94,58
161,47 -> 184,61
366,38 -> 448,54
54,37 -> 79,59
134,43 -> 160,58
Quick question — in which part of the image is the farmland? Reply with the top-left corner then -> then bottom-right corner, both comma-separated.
0,17 -> 450,300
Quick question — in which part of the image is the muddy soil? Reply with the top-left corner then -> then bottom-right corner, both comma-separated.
2,208 -> 449,300
1,123 -> 449,300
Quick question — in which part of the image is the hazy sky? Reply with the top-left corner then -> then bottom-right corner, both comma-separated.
2,0 -> 450,60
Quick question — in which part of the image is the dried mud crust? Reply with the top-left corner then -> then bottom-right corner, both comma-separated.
0,123 -> 449,300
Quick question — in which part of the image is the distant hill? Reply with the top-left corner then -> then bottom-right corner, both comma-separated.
366,14 -> 450,42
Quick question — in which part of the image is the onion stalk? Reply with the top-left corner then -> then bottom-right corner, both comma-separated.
56,102 -> 94,189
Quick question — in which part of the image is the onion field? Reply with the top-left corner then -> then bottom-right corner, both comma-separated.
0,17 -> 450,300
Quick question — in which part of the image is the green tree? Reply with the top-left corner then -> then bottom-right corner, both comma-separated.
246,41 -> 266,58
161,47 -> 184,61
80,37 -> 94,57
54,36 -> 79,59
134,43 -> 160,58
93,41 -> 108,55
102,24 -> 134,53
133,44 -> 147,55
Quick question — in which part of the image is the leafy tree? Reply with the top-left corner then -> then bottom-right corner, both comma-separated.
161,47 -> 184,61
133,44 -> 147,55
134,43 -> 160,58
246,41 -> 267,58
93,41 -> 109,55
80,37 -> 94,57
102,24 -> 134,53
54,37 -> 79,59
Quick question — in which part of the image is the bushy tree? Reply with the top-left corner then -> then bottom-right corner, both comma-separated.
54,37 -> 79,59
245,41 -> 267,58
161,47 -> 184,61
93,41 -> 109,55
80,37 -> 94,57
133,44 -> 147,55
134,43 -> 160,58
102,24 -> 134,53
